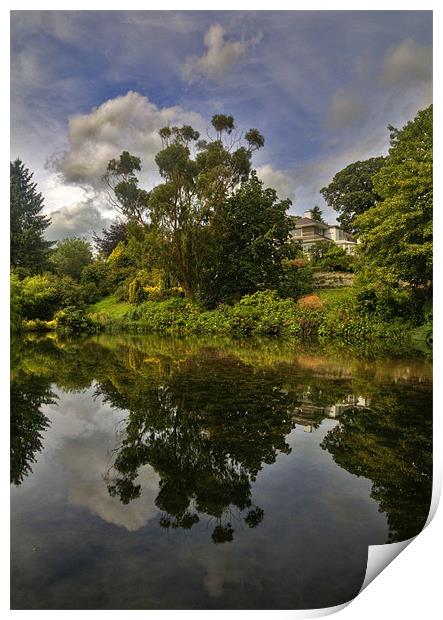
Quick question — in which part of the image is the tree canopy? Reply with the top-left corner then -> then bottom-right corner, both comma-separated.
320,157 -> 385,234
49,237 -> 93,281
199,174 -> 297,305
10,159 -> 52,272
93,221 -> 127,257
354,106 -> 432,292
103,114 -> 269,299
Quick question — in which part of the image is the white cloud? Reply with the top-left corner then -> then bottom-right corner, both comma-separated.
256,164 -> 295,201
46,199 -> 113,242
380,38 -> 432,88
183,24 -> 257,82
55,91 -> 205,187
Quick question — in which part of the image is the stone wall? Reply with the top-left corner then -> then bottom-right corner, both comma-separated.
312,271 -> 354,288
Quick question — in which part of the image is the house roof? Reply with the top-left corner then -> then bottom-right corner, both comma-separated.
295,217 -> 329,229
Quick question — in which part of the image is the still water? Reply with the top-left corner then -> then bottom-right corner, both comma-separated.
11,334 -> 432,609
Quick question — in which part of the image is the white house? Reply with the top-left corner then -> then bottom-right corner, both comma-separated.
290,211 -> 358,255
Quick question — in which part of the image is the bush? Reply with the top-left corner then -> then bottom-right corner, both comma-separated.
81,259 -> 111,299
278,261 -> 313,300
128,277 -> 145,304
314,244 -> 355,272
10,273 -> 23,331
49,237 -> 93,281
297,294 -> 324,310
125,297 -> 201,333
54,307 -> 96,334
20,274 -> 61,320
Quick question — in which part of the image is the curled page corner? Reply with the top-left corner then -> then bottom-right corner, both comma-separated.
359,537 -> 413,594
358,479 -> 440,597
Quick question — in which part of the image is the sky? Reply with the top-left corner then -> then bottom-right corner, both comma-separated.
10,10 -> 432,241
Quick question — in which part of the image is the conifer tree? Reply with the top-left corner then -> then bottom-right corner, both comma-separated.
10,159 -> 52,272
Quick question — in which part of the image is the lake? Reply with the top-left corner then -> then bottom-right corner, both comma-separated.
10,334 -> 432,610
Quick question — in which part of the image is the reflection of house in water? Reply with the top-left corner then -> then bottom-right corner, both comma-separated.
293,392 -> 371,432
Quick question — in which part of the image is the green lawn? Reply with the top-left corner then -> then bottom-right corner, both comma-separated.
314,287 -> 352,304
87,295 -> 132,318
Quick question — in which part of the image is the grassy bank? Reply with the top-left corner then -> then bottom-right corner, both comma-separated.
82,289 -> 428,358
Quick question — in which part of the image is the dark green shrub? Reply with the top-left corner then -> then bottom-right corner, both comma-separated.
20,274 -> 61,320
54,307 -> 96,334
128,277 -> 145,304
315,245 -> 355,272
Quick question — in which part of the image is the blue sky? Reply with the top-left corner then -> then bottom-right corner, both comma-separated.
11,10 -> 432,240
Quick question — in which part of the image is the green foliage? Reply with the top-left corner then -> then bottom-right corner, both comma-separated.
87,295 -> 132,319
354,106 -> 432,292
308,206 -> 325,223
93,221 -> 127,257
12,271 -> 97,324
105,115 -> 266,299
103,151 -> 150,224
80,258 -> 112,299
10,273 -> 24,332
82,286 -> 422,356
278,259 -> 313,300
125,297 -> 202,333
320,156 -> 385,234
49,237 -> 93,281
199,175 -> 298,305
18,274 -> 62,320
105,241 -> 139,300
54,306 -> 96,334
128,276 -> 145,304
314,244 -> 355,272
305,241 -> 334,262
10,159 -> 52,272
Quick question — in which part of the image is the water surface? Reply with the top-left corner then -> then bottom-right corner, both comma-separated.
11,334 -> 432,609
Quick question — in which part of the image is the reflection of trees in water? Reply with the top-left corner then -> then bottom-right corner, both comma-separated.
10,336 -> 433,545
321,385 -> 432,542
10,373 -> 55,485
99,352 -> 296,543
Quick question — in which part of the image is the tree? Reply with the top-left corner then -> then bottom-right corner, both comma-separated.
308,206 -> 325,223
199,174 -> 297,305
147,115 -> 264,297
103,151 -> 150,225
49,237 -> 93,281
93,221 -> 127,257
320,157 -> 385,234
10,159 -> 52,272
354,106 -> 432,293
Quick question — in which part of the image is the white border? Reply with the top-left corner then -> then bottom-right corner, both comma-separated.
2,2 -> 440,618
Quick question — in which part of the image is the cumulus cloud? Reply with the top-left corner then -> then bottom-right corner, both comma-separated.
183,24 -> 257,82
380,38 -> 432,88
256,164 -> 295,201
54,91 -> 205,186
327,91 -> 369,128
46,199 -> 113,242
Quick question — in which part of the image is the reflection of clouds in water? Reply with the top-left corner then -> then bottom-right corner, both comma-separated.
44,386 -> 161,531
197,548 -> 246,598
65,439 -> 160,531
41,385 -> 122,449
